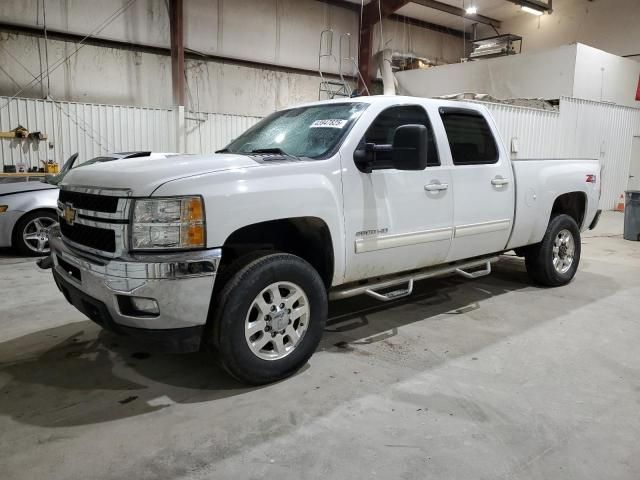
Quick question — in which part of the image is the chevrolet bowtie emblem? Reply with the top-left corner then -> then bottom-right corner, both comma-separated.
63,204 -> 77,226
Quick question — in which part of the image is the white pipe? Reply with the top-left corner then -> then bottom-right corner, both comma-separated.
376,48 -> 396,96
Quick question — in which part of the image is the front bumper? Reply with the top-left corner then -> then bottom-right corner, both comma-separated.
50,228 -> 221,352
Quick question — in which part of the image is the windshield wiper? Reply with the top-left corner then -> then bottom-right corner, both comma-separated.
215,148 -> 230,153
249,147 -> 288,155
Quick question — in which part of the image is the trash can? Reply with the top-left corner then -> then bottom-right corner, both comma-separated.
623,190 -> 640,241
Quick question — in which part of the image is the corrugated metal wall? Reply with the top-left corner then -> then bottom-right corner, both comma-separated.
482,97 -> 640,209
0,97 -> 262,170
0,96 -> 177,170
558,98 -> 640,210
481,102 -> 561,158
185,110 -> 262,155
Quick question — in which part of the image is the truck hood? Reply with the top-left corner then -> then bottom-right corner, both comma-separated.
60,153 -> 262,196
0,181 -> 58,196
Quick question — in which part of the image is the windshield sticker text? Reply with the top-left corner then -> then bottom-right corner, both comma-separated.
310,119 -> 348,129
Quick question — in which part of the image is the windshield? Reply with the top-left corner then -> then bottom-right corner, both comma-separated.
223,103 -> 368,159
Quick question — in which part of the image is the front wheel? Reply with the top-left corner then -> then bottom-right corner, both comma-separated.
210,253 -> 327,385
525,214 -> 581,286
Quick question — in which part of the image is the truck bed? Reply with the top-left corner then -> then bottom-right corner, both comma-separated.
507,158 -> 601,250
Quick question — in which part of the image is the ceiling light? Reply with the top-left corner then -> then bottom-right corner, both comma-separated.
521,5 -> 543,15
466,6 -> 478,15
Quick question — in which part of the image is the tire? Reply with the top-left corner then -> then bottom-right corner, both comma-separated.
525,214 -> 581,287
210,252 -> 327,385
12,210 -> 58,256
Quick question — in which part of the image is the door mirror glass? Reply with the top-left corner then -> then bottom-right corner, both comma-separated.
391,124 -> 428,171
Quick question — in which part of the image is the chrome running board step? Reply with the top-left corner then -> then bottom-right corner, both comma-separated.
330,256 -> 500,302
365,279 -> 414,302
455,260 -> 492,279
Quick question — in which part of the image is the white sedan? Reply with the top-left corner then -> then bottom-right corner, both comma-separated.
0,152 -> 175,255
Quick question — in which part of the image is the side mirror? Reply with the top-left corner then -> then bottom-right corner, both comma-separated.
353,143 -> 380,173
391,124 -> 427,171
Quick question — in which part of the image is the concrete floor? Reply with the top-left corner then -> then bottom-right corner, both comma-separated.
1,212 -> 639,480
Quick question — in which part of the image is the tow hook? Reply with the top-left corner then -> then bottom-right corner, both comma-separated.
37,255 -> 53,270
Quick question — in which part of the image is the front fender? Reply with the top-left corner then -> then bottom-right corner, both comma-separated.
152,161 -> 346,285
0,188 -> 59,247
2,188 -> 59,213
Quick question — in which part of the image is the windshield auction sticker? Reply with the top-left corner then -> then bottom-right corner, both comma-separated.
310,119 -> 348,128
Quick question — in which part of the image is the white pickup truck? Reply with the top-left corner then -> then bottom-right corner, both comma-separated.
49,96 -> 601,384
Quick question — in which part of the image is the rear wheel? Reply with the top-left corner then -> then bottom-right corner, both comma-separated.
525,214 -> 581,286
210,253 -> 327,385
13,210 -> 57,256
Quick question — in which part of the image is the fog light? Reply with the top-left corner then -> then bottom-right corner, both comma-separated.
130,297 -> 160,315
118,295 -> 160,317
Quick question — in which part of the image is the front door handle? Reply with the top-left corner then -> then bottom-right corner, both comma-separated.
425,182 -> 449,192
491,177 -> 510,186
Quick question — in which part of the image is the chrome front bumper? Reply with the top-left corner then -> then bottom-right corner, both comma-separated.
50,228 -> 220,336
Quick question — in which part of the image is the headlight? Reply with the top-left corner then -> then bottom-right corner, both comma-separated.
131,196 -> 205,250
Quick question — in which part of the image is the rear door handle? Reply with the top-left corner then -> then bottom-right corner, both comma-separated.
491,177 -> 510,186
424,183 -> 449,191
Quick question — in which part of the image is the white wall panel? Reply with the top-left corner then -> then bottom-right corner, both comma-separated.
0,96 -> 176,170
480,0 -> 640,60
185,110 -> 262,155
0,0 -> 170,48
0,96 -> 263,171
482,102 -> 560,158
559,98 -> 640,210
481,97 -> 640,210
396,44 -> 577,101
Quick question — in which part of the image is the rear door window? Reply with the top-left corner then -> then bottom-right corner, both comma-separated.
439,108 -> 499,165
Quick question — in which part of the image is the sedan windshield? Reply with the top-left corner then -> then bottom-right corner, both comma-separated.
223,103 -> 368,159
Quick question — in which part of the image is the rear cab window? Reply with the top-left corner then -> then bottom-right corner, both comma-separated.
439,107 -> 499,165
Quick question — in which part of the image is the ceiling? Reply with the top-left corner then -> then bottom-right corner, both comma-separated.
341,0 -> 546,32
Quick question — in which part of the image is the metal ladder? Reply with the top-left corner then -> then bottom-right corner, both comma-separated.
318,31 -> 370,99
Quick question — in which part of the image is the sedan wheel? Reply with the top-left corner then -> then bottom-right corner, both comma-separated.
13,211 -> 58,256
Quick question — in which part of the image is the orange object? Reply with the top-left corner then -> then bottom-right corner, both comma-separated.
45,163 -> 59,174
615,194 -> 625,212
186,224 -> 205,247
185,196 -> 204,222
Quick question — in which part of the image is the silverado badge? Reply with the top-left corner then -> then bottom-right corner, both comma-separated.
63,204 -> 77,226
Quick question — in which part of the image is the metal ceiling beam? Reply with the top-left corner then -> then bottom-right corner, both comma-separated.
411,0 -> 502,28
316,0 -> 467,38
0,21 -> 354,83
358,1 -> 410,94
506,0 -> 553,13
388,13 -> 469,39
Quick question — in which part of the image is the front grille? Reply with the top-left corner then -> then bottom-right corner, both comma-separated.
60,219 -> 116,253
59,190 -> 119,213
